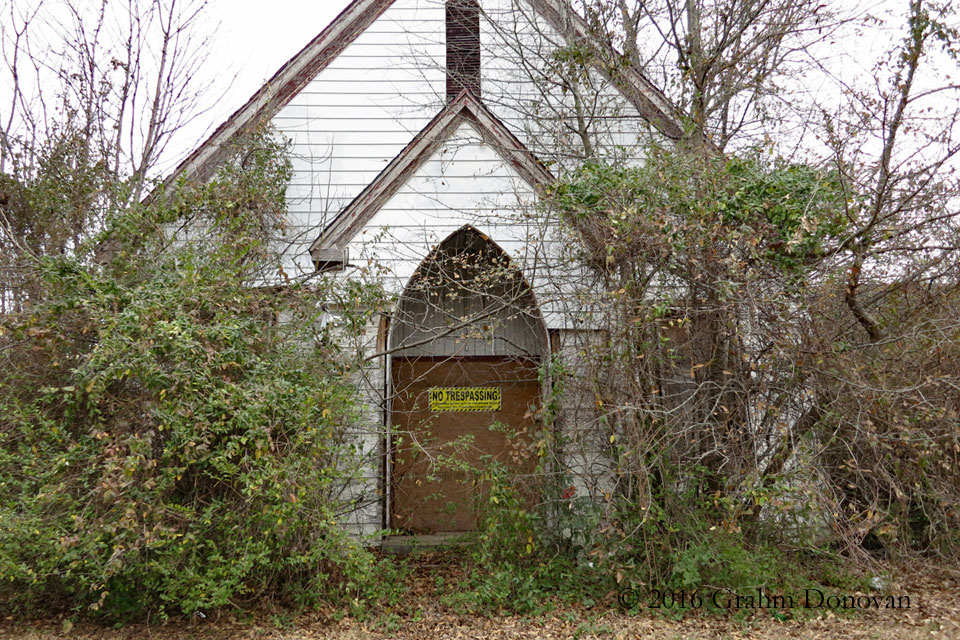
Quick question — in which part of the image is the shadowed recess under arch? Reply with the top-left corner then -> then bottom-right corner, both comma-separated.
389,225 -> 547,359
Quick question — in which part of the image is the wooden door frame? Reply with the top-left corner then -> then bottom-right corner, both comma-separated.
379,227 -> 551,532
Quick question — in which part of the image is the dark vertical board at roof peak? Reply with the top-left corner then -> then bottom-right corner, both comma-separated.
446,0 -> 481,101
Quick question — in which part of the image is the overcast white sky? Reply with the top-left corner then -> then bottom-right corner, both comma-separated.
3,0 -> 951,176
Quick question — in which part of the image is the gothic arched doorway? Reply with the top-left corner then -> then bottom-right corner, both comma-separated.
388,226 -> 547,533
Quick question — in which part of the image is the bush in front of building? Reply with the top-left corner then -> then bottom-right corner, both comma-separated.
535,141 -> 960,604
0,129 -> 388,620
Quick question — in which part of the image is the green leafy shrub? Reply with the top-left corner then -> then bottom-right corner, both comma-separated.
0,128 -> 385,619
537,140 -> 958,608
474,460 -> 541,566
437,459 -> 608,615
550,146 -> 848,277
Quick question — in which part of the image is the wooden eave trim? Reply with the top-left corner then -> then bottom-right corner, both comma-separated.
309,90 -> 554,260
157,0 -> 395,190
525,0 -> 686,141
157,0 -> 687,202
464,92 -> 555,188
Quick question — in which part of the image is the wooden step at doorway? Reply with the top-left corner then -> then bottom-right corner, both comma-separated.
380,532 -> 473,555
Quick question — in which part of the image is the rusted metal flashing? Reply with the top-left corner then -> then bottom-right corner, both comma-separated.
309,90 -> 554,264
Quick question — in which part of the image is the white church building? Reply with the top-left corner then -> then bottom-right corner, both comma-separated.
168,0 -> 686,539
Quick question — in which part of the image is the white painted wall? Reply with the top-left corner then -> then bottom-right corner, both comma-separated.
273,0 -> 446,275
264,0 -> 654,538
270,0 -> 652,279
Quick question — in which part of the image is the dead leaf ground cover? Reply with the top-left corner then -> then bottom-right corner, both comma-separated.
2,554 -> 957,640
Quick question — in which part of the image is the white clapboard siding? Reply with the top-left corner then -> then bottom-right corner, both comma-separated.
169,0 -> 681,540
271,0 -> 448,276
343,123 -> 537,283
335,321 -> 389,538
330,120 -> 594,332
270,0 -> 656,279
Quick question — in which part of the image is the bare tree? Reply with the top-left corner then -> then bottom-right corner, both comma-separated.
0,0 -> 213,311
576,0 -> 847,151
532,0 -> 960,571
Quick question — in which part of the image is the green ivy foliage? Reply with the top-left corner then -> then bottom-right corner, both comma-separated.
550,146 -> 848,274
0,128 -> 380,619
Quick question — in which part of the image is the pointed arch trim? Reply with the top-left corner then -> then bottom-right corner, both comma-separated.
388,225 -> 548,360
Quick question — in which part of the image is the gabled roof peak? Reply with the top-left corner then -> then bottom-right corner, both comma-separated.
309,89 -> 555,266
162,0 -> 395,188
163,0 -> 686,193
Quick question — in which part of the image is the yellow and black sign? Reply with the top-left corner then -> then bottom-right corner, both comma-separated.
429,387 -> 501,412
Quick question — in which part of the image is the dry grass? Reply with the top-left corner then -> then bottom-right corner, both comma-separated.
2,558 -> 957,640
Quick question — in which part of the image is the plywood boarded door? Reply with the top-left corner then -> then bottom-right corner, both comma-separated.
391,357 -> 540,533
